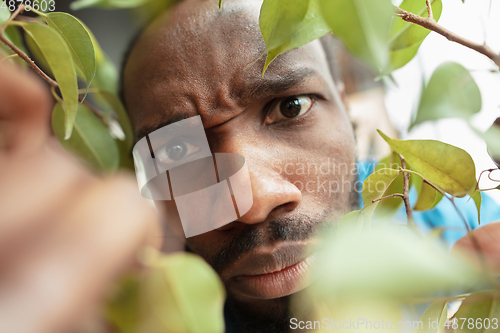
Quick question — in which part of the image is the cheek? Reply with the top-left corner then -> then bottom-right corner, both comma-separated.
278,108 -> 356,213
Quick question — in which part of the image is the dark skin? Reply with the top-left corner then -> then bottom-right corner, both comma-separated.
123,0 -> 356,330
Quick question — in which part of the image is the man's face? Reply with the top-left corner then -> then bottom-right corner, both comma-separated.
124,0 -> 356,325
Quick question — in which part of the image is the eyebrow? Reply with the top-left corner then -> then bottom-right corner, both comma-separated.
135,67 -> 317,141
235,67 -> 316,103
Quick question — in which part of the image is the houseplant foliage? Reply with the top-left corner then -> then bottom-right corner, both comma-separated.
1,0 -> 499,332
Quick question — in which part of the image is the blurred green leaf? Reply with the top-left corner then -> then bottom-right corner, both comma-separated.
454,291 -> 500,333
52,103 -> 119,171
412,300 -> 447,333
471,190 -> 482,225
0,26 -> 27,67
93,90 -> 135,170
140,252 -> 225,333
93,52 -> 118,93
260,0 -> 330,73
24,22 -> 78,139
312,225 -> 485,300
46,12 -> 96,92
391,0 -> 442,51
0,5 -> 9,25
483,123 -> 500,166
71,0 -> 153,10
319,0 -> 394,71
106,274 -> 141,333
378,130 -> 476,197
413,62 -> 481,128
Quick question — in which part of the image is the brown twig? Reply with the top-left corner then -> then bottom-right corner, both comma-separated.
0,34 -> 58,87
399,155 -> 417,229
372,193 -> 404,203
425,0 -> 433,19
396,7 -> 500,68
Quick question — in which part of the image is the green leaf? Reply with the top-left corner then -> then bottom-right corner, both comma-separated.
414,181 -> 438,211
261,0 -> 330,73
92,90 -> 134,170
25,32 -> 52,75
378,130 -> 476,198
219,0 -> 222,9
106,274 -> 141,333
319,0 -> 394,71
412,300 -> 447,333
413,62 -> 481,128
454,291 -> 500,333
45,12 -> 96,93
362,168 -> 401,207
52,103 -> 119,172
0,5 -> 9,25
482,123 -> 500,165
260,0 -> 309,52
77,20 -> 119,94
390,0 -> 442,51
71,0 -> 154,10
390,38 -> 421,71
140,252 -> 225,333
471,190 -> 482,225
23,22 -> 78,139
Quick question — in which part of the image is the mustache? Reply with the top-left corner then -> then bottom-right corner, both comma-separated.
209,213 -> 329,274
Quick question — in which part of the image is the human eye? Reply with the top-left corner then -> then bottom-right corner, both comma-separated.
154,138 -> 201,166
264,95 -> 314,125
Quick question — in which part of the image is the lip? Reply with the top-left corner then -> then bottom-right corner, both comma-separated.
223,242 -> 316,300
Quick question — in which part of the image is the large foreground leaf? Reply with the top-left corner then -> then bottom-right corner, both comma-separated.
312,225 -> 484,300
23,22 -> 78,139
46,12 -> 96,92
52,103 -> 119,171
319,0 -> 394,71
413,62 -> 481,127
140,252 -> 225,333
378,130 -> 476,197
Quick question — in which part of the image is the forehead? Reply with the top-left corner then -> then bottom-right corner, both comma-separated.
123,0 -> 333,137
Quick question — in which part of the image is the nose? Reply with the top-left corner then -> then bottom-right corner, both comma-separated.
237,167 -> 302,225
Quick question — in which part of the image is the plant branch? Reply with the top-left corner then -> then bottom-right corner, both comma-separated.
372,193 -> 404,203
425,0 -> 433,19
399,155 -> 417,229
396,7 -> 500,69
0,5 -> 24,35
0,34 -> 58,87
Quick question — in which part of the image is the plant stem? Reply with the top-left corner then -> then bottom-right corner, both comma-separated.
0,5 -> 24,35
372,193 -> 404,203
0,34 -> 58,87
396,7 -> 500,69
0,54 -> 19,62
425,0 -> 433,19
399,155 -> 417,229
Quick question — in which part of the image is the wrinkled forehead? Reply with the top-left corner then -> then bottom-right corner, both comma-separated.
123,0 -> 332,135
